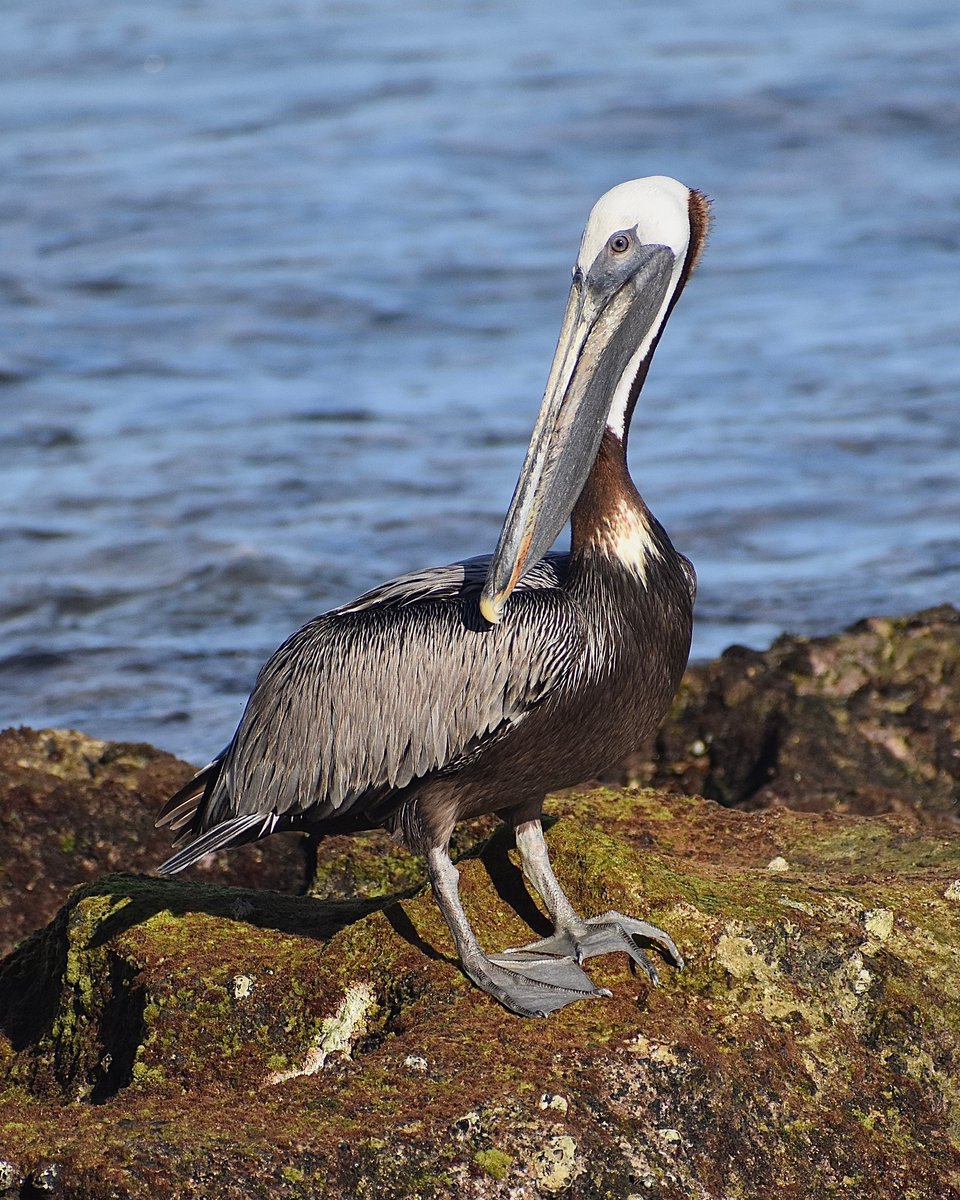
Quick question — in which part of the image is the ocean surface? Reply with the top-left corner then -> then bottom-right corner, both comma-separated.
2,0 -> 958,762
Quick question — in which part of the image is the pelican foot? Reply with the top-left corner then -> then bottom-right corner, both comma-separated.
462,950 -> 612,1018
504,912 -> 684,986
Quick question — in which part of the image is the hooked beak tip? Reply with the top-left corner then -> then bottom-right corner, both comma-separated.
479,591 -> 504,626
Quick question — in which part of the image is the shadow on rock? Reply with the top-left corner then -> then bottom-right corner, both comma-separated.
0,873 -> 387,1061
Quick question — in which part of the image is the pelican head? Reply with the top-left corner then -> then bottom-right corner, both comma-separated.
480,177 -> 709,625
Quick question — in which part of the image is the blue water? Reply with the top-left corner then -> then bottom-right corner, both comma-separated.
1,0 -> 958,761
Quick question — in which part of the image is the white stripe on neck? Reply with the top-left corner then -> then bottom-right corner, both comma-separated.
596,498 -> 663,584
605,252 -> 685,440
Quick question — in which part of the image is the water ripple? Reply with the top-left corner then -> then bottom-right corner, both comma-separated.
1,0 -> 957,759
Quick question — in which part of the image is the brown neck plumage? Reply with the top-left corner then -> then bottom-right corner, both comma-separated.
570,430 -> 649,559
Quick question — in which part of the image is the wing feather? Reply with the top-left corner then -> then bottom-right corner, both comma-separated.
168,552 -> 583,850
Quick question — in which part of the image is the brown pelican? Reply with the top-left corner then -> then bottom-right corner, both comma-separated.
157,176 -> 711,1017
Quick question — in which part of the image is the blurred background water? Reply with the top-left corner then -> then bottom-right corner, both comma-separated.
1,0 -> 958,762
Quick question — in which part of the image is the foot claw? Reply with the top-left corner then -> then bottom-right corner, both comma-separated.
502,911 -> 683,981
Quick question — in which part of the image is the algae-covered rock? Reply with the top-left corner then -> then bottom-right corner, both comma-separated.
2,788 -> 960,1198
2,608 -> 958,1196
0,727 -> 315,958
619,605 -> 960,827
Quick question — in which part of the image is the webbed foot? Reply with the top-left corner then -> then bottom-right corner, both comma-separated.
425,841 -> 613,1016
503,912 -> 684,985
461,949 -> 611,1018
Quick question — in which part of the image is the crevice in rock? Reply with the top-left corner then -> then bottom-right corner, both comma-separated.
736,721 -> 783,807
699,717 -> 782,808
0,916 -> 68,1052
89,952 -> 145,1104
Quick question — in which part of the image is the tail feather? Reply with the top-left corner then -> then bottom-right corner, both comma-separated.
156,812 -> 276,876
155,758 -> 222,832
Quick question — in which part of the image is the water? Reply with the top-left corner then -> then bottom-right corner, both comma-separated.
1,0 -> 958,762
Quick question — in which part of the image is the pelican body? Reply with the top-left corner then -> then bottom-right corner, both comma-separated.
157,177 -> 711,1016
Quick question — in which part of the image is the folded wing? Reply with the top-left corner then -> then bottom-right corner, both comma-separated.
156,553 -> 583,872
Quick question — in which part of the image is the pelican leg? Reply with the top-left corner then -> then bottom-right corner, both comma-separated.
426,846 -> 610,1018
504,820 -> 684,984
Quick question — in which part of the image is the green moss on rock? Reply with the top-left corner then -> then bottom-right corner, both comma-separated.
472,1148 -> 512,1180
1,785 -> 960,1197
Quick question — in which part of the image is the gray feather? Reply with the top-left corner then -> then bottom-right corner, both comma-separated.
168,551 -> 584,845
156,812 -> 273,875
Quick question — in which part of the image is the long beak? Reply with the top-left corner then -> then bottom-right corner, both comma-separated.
480,244 -> 676,624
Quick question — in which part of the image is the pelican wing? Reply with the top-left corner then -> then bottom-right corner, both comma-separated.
157,553 -> 583,869
336,552 -> 568,613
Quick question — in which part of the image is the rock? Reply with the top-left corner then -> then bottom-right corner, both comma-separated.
616,605 -> 960,827
1,788 -> 959,1197
2,607 -> 959,1194
0,727 -> 311,958
0,1160 -> 17,1194
0,727 -> 489,959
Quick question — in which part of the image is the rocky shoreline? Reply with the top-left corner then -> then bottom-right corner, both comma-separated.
0,605 -> 958,1198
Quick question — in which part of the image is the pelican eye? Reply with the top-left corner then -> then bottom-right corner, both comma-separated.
608,232 -> 631,254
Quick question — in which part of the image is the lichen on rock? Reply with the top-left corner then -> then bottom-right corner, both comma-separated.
264,982 -> 376,1085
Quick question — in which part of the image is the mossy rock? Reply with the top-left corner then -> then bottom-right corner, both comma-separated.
2,788 -> 960,1198
619,605 -> 960,826
0,726 -> 311,960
